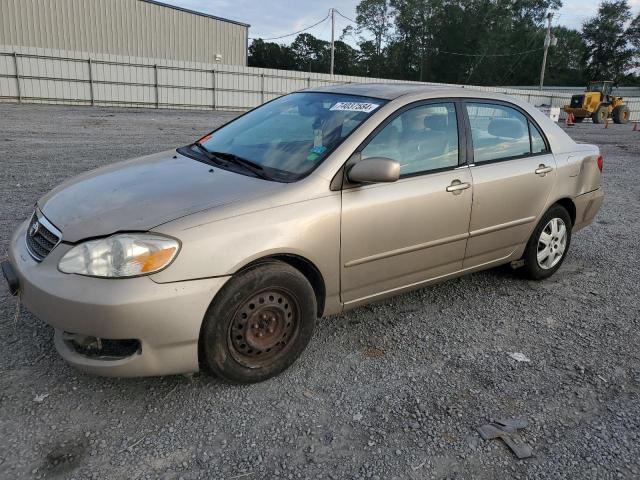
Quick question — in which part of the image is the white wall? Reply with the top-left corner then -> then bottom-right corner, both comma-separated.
1,44 -> 639,121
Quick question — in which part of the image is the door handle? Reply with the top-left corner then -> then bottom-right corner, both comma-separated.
446,180 -> 471,194
535,164 -> 553,176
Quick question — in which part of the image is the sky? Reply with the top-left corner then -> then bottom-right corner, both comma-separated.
162,0 -> 640,45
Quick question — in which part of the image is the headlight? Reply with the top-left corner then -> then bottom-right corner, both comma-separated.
58,234 -> 179,278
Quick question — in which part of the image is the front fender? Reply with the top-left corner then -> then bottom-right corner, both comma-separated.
150,194 -> 342,305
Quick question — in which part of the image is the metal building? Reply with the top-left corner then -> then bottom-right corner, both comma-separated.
0,0 -> 250,65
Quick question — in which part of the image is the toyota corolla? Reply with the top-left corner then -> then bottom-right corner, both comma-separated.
2,84 -> 603,383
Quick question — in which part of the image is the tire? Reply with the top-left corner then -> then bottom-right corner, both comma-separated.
200,261 -> 316,383
612,105 -> 630,124
519,205 -> 572,280
573,116 -> 585,123
592,105 -> 608,124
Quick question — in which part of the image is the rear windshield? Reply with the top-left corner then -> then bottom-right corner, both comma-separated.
197,92 -> 386,181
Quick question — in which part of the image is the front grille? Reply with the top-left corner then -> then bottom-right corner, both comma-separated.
570,95 -> 584,108
25,212 -> 62,262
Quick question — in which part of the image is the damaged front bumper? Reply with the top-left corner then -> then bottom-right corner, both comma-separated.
6,219 -> 229,377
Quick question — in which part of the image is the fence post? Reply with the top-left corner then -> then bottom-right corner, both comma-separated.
260,73 -> 265,104
154,64 -> 159,108
13,53 -> 21,103
211,68 -> 216,110
307,76 -> 311,88
88,58 -> 95,106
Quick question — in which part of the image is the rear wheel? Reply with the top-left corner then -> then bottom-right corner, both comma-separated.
519,205 -> 572,280
200,261 -> 316,383
592,105 -> 608,124
612,105 -> 630,124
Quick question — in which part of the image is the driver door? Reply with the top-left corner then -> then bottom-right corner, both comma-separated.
340,101 -> 473,306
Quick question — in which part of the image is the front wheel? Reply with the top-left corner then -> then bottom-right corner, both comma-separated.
200,261 -> 316,383
592,105 -> 608,124
519,205 -> 572,280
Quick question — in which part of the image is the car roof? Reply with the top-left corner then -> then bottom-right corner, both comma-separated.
304,82 -> 483,100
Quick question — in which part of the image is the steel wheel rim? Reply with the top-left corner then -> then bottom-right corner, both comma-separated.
537,218 -> 567,270
227,288 -> 299,368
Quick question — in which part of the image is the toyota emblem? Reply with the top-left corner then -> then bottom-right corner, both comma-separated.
29,221 -> 39,237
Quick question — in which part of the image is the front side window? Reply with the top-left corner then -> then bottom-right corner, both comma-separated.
466,103 -> 532,163
361,103 -> 459,176
192,92 -> 386,181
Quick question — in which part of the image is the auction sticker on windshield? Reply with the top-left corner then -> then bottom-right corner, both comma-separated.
330,102 -> 380,113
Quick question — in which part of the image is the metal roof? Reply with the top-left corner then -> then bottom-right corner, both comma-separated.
140,0 -> 250,27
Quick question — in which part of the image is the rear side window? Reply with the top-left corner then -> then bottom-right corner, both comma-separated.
362,102 -> 459,176
466,103 -> 538,163
530,121 -> 548,154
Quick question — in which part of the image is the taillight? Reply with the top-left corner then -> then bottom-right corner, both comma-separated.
597,155 -> 604,172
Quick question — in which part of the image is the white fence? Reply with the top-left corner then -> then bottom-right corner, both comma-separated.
1,45 -> 639,121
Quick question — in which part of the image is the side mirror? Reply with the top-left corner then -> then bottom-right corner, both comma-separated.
347,157 -> 400,184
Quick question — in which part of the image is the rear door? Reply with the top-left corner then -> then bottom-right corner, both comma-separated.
340,101 -> 473,305
462,101 -> 556,268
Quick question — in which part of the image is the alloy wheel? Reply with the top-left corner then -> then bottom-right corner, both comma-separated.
537,218 -> 567,270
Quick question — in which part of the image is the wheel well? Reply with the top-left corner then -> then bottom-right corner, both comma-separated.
239,255 -> 326,317
554,198 -> 576,225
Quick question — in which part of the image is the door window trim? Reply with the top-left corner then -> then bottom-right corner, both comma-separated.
461,99 -> 552,166
350,98 -> 468,180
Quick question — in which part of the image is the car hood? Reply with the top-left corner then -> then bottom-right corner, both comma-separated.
38,150 -> 284,242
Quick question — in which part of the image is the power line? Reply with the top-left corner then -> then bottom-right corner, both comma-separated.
334,9 -> 357,24
437,47 -> 544,57
498,29 -> 545,86
249,15 -> 330,41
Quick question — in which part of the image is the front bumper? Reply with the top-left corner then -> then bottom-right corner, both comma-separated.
7,219 -> 229,377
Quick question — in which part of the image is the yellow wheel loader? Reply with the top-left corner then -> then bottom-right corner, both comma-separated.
563,81 -> 630,124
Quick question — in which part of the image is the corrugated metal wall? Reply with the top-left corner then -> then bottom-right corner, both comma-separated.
0,0 -> 248,66
1,44 -> 639,121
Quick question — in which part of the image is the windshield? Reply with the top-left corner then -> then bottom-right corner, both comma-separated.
192,92 -> 386,181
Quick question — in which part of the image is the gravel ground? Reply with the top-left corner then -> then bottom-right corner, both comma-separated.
0,104 -> 639,480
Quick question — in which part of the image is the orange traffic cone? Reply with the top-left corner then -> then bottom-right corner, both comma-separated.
604,118 -> 609,129
633,122 -> 638,132
566,112 -> 575,127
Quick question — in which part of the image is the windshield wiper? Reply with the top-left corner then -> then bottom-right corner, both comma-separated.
206,150 -> 271,180
190,142 -> 226,167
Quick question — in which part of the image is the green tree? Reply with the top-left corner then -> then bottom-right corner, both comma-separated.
248,39 -> 296,70
290,33 -> 330,72
582,0 -> 635,82
627,13 -> 640,66
354,0 -> 393,75
546,27 -> 588,86
333,40 -> 363,75
382,0 -> 560,85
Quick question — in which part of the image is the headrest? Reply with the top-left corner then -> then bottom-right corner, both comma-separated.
424,114 -> 448,131
488,118 -> 525,139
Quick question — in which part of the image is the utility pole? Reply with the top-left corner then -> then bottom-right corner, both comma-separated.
539,12 -> 554,91
330,8 -> 335,76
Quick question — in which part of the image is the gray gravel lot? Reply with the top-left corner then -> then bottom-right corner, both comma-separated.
0,103 -> 639,480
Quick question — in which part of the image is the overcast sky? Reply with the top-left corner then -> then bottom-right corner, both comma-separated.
162,0 -> 640,44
